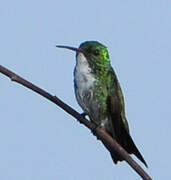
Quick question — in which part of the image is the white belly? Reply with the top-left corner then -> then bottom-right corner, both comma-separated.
74,53 -> 104,125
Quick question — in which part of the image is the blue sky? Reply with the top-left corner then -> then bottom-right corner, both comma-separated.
0,0 -> 170,179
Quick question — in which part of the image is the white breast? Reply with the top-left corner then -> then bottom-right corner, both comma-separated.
74,53 -> 96,95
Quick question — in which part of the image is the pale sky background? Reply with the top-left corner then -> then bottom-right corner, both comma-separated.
0,0 -> 170,179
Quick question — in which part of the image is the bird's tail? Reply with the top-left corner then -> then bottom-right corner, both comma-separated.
103,126 -> 148,167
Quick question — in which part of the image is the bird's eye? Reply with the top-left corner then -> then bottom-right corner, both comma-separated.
93,49 -> 100,56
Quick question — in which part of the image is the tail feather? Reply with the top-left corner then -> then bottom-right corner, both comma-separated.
105,126 -> 148,167
121,127 -> 148,167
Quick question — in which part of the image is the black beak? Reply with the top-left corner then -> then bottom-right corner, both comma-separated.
56,45 -> 84,54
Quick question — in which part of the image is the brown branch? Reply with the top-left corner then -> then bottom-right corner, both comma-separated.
0,65 -> 152,180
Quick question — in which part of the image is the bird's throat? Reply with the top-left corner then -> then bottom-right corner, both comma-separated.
74,53 -> 96,93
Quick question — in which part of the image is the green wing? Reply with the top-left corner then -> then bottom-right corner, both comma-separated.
108,67 -> 129,133
106,68 -> 147,167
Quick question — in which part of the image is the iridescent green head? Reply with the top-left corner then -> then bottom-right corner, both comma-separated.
78,41 -> 110,64
56,41 -> 110,66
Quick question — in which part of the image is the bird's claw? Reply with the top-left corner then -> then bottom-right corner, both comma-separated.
91,121 -> 101,137
81,112 -> 87,118
80,113 -> 100,139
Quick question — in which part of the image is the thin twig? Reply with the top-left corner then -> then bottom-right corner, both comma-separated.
0,65 -> 152,180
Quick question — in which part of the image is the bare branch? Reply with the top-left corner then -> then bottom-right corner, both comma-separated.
0,65 -> 152,180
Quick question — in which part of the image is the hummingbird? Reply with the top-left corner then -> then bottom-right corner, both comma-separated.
56,41 -> 147,167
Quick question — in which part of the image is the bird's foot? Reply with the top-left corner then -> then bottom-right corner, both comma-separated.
80,112 -> 87,118
91,121 -> 101,137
